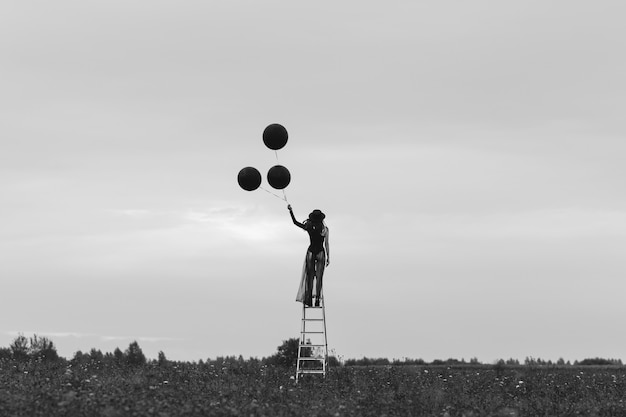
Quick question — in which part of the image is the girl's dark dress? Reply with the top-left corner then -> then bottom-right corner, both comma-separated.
290,212 -> 329,306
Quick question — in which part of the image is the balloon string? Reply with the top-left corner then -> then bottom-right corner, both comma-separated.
260,186 -> 287,202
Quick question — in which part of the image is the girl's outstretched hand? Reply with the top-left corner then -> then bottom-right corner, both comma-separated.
287,204 -> 292,211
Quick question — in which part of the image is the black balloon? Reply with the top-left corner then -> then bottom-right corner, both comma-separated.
263,124 -> 288,150
237,167 -> 262,191
267,165 -> 291,190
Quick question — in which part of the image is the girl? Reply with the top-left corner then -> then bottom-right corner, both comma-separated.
288,205 -> 330,307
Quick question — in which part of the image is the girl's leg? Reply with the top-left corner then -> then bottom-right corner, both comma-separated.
305,251 -> 314,306
314,252 -> 326,305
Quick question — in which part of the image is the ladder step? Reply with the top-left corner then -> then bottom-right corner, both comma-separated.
302,318 -> 324,321
297,370 -> 326,374
298,357 -> 324,361
300,331 -> 325,334
299,344 -> 325,348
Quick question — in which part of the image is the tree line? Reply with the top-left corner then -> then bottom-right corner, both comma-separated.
1,334 -> 623,368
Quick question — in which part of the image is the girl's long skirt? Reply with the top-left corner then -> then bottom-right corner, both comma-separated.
295,250 -> 325,303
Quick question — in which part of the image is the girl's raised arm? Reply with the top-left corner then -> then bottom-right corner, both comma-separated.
288,205 -> 305,229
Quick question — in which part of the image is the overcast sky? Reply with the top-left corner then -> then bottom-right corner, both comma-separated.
2,0 -> 625,363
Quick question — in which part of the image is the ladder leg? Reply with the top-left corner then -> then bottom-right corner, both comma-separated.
296,303 -> 305,382
321,291 -> 328,376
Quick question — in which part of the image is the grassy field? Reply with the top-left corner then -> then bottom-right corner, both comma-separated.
2,358 -> 626,416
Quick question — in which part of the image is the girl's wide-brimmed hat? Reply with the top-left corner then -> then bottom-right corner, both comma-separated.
308,209 -> 326,221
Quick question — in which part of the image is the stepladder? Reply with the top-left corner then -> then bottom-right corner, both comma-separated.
295,293 -> 328,382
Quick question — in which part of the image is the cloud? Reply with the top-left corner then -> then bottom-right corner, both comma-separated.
100,335 -> 185,343
108,209 -> 154,218
5,331 -> 183,343
183,207 -> 247,224
398,208 -> 626,241
5,331 -> 94,339
182,205 -> 292,243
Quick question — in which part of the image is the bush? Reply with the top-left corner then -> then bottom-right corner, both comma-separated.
29,334 -> 59,362
578,357 -> 622,366
7,334 -> 59,362
345,357 -> 390,366
328,355 -> 341,367
264,338 -> 303,367
0,347 -> 12,361
9,334 -> 29,361
124,341 -> 147,366
158,350 -> 168,366
113,347 -> 124,364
